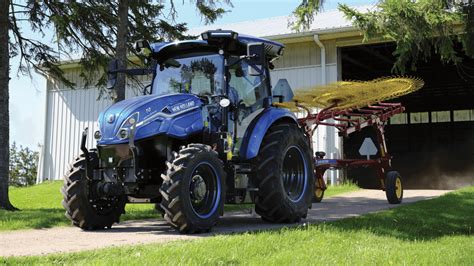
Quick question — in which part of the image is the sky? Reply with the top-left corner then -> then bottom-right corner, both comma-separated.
9,0 -> 375,150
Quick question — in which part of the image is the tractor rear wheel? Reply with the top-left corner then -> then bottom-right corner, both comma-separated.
61,152 -> 126,230
253,124 -> 314,223
160,144 -> 226,233
385,171 -> 403,204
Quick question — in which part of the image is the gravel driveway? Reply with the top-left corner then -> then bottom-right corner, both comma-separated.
0,189 -> 450,257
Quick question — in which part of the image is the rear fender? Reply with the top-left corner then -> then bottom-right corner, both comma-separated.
239,107 -> 298,160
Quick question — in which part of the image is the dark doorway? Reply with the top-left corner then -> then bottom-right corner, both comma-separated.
340,42 -> 474,189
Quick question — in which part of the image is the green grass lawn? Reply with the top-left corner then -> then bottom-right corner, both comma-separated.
322,182 -> 359,197
0,181 -> 359,231
3,186 -> 473,264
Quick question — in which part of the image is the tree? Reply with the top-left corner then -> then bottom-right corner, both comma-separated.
115,0 -> 130,102
9,142 -> 39,187
291,0 -> 474,73
0,0 -> 16,211
0,0 -> 231,210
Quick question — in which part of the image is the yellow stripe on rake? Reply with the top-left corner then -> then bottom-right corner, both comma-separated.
278,76 -> 424,111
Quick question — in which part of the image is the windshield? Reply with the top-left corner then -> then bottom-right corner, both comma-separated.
152,53 -> 224,96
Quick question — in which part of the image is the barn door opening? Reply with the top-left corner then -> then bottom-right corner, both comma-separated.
341,42 -> 474,189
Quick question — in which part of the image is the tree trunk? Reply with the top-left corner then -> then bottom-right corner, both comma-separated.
114,0 -> 129,103
0,0 -> 17,211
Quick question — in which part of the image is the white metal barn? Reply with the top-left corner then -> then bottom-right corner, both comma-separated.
37,6 -> 474,189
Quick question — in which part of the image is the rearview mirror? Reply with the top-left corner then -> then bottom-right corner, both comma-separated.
106,59 -> 118,90
247,42 -> 265,76
135,40 -> 152,56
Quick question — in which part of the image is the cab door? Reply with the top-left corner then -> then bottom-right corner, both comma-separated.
227,59 -> 270,156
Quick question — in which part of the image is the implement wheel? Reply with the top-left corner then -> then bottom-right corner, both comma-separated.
253,124 -> 314,223
385,171 -> 403,204
160,144 -> 225,234
61,152 -> 126,230
313,187 -> 324,203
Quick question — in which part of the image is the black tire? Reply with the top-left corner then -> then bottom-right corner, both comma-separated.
154,203 -> 165,215
159,144 -> 226,234
253,123 -> 314,223
61,152 -> 126,230
385,171 -> 403,204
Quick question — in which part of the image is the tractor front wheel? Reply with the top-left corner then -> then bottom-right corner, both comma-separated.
253,124 -> 314,223
160,144 -> 226,233
61,152 -> 126,230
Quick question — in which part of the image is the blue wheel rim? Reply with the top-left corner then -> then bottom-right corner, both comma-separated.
282,146 -> 308,203
189,162 -> 221,219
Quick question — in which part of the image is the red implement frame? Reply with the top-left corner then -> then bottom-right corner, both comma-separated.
296,102 -> 405,193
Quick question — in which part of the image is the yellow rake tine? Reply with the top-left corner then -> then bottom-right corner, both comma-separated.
275,76 -> 424,111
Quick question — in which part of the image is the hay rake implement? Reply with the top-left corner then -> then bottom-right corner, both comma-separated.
277,77 -> 425,203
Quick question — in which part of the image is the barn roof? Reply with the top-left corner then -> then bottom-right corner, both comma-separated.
187,5 -> 375,40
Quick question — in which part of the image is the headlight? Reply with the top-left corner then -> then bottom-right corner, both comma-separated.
118,129 -> 129,139
94,130 -> 102,140
117,112 -> 139,140
120,112 -> 139,128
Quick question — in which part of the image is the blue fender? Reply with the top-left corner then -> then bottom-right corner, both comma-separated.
240,107 -> 298,160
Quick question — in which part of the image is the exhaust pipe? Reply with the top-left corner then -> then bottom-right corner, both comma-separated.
81,128 -> 91,179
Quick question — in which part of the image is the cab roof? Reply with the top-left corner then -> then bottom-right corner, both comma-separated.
150,30 -> 285,62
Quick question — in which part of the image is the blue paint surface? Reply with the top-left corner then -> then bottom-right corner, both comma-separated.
240,107 -> 297,160
97,94 -> 203,145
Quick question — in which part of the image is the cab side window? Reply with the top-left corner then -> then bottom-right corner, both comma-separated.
228,59 -> 269,110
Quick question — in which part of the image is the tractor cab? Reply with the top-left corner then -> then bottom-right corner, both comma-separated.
143,31 -> 284,100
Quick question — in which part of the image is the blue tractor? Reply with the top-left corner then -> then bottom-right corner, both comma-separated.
61,30 -> 314,233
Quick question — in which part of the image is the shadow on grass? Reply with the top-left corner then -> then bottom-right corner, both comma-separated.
326,189 -> 474,241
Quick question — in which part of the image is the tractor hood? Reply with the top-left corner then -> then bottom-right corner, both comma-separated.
97,93 -> 204,145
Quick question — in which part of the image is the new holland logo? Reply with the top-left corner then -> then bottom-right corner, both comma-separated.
170,101 -> 196,113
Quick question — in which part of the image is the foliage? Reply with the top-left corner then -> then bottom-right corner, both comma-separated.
339,0 -> 474,73
8,142 -> 39,187
290,0 -> 325,31
4,187 -> 473,264
0,181 -> 357,231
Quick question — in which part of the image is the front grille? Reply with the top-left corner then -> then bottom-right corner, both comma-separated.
98,144 -> 134,168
